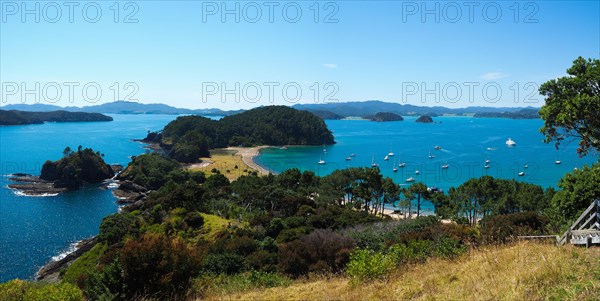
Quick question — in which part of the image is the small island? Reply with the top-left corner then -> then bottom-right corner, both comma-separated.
9,146 -> 117,195
143,106 -> 335,163
0,110 -> 113,126
367,112 -> 404,122
415,115 -> 434,123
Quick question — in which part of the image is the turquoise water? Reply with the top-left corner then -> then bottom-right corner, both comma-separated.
256,117 -> 598,212
0,114 -> 177,282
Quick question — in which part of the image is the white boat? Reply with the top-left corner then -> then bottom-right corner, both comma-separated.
345,157 -> 352,161
428,150 -> 435,159
434,145 -> 442,150
393,167 -> 398,172
484,165 -> 490,169
485,159 -> 490,164
555,160 -> 561,164
318,159 -> 326,165
350,153 -> 356,157
524,164 -> 528,169
506,138 -> 516,147
371,154 -> 378,167
406,177 -> 415,182
441,164 -> 449,169
398,162 -> 406,168
388,152 -> 394,157
518,171 -> 525,176
415,170 -> 420,175
384,155 -> 389,161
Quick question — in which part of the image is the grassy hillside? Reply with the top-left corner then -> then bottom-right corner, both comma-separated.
206,242 -> 599,301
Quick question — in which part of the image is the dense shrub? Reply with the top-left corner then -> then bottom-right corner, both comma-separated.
0,279 -> 84,301
119,234 -> 201,299
480,211 -> 549,244
202,253 -> 247,275
346,249 -> 396,283
278,229 -> 356,277
98,212 -> 138,245
190,271 -> 290,298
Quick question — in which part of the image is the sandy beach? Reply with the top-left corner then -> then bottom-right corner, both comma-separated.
225,146 -> 272,175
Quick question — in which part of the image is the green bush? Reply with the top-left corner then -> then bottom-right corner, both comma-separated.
202,253 -> 247,275
346,249 -> 396,283
0,279 -> 84,301
480,211 -> 549,244
190,271 -> 290,298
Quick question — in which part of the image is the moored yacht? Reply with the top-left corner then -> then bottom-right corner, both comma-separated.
406,177 -> 415,182
506,138 -> 516,147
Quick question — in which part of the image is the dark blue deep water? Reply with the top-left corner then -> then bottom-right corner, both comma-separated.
0,114 -> 177,282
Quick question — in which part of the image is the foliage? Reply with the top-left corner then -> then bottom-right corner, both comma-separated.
432,176 -> 553,226
0,279 -> 84,301
98,212 -> 139,245
278,229 -> 355,277
546,162 -> 600,231
40,146 -> 113,188
118,233 -> 202,299
62,243 -> 107,284
539,57 -> 600,156
346,249 -> 396,283
480,212 -> 549,244
115,153 -> 185,190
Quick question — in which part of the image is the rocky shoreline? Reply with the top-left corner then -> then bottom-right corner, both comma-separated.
36,237 -> 98,282
8,165 -> 123,196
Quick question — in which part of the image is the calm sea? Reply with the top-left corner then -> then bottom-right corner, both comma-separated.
256,117 -> 598,211
1,115 -> 597,282
0,114 -> 177,282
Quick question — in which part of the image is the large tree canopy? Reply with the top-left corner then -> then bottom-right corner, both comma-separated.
538,57 -> 600,156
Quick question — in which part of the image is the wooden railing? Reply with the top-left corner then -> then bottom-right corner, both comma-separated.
557,199 -> 600,245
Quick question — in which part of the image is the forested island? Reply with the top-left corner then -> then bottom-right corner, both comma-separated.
0,110 -> 113,125
473,108 -> 540,119
415,115 -> 434,123
143,106 -> 335,162
8,146 -> 116,195
367,112 -> 404,122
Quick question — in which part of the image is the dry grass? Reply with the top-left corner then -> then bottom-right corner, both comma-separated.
189,149 -> 253,181
206,242 -> 599,301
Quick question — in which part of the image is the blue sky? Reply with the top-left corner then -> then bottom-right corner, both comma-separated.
1,0 -> 599,109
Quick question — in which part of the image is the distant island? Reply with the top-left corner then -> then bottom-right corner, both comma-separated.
0,110 -> 113,126
8,146 -> 117,195
473,108 -> 540,119
416,115 -> 434,123
144,106 -> 335,163
293,100 -> 541,119
1,101 -> 242,116
367,112 -> 404,122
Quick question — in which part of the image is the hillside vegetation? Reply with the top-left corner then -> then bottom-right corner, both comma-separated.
210,242 -> 599,301
40,146 -> 113,189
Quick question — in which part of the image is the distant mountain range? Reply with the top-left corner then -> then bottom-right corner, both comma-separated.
0,101 -> 243,116
292,101 -> 541,119
0,100 -> 541,119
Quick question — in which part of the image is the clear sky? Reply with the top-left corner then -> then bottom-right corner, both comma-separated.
1,0 -> 599,110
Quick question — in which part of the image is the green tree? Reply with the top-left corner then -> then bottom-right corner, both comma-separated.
539,57 -> 600,156
407,182 -> 430,218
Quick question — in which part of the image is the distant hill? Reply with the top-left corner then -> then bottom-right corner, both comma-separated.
367,112 -> 404,122
308,110 -> 344,120
0,110 -> 113,125
1,101 -> 242,116
473,108 -> 540,119
293,101 -> 540,118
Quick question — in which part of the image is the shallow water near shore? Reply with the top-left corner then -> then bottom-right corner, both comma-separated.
0,114 -> 177,282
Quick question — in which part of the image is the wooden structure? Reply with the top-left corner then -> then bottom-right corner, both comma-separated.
557,199 -> 600,247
